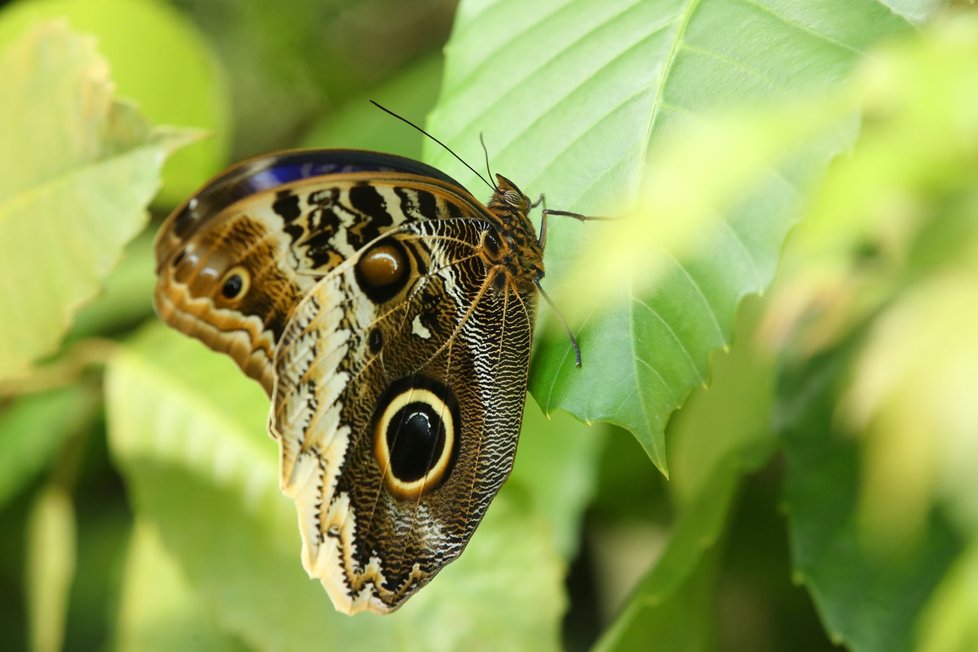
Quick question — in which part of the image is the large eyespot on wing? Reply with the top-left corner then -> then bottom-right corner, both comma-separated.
372,376 -> 461,500
269,220 -> 539,614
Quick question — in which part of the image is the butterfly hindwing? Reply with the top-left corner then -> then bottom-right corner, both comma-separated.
271,218 -> 536,614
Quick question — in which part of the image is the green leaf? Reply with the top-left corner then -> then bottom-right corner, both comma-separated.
0,22 -> 194,380
426,0 -> 913,472
106,325 -> 566,651
68,229 -> 157,341
0,0 -> 231,204
595,297 -> 777,650
880,0 -> 948,23
26,485 -> 76,652
777,342 -> 961,652
764,15 -> 978,650
115,520 -> 249,652
0,385 -> 97,509
302,54 -> 444,159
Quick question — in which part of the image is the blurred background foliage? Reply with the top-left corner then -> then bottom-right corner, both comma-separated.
1,0 -> 978,650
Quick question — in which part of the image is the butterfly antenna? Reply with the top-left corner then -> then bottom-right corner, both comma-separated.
370,100 -> 495,192
479,133 -> 497,189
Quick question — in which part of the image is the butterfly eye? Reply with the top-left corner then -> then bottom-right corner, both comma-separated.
220,266 -> 250,301
373,378 -> 460,500
503,190 -> 521,206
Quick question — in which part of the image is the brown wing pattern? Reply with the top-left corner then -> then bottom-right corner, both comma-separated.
271,218 -> 536,613
154,172 -> 484,394
153,149 -> 547,615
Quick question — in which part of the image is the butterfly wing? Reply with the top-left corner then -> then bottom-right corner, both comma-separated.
153,151 -> 485,394
271,218 -> 537,614
153,149 -> 546,614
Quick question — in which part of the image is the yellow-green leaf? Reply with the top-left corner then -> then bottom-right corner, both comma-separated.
26,485 -> 76,652
0,22 -> 193,379
0,0 -> 230,204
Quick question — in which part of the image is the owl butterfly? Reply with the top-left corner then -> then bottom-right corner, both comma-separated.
154,143 -> 583,614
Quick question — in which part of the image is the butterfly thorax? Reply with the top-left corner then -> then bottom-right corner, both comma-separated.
484,174 -> 544,293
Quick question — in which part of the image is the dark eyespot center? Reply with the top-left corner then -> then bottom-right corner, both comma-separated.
372,377 -> 461,498
219,266 -> 250,301
222,275 -> 242,298
387,403 -> 445,483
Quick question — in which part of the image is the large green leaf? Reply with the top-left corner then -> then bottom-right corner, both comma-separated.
0,0 -> 231,204
765,14 -> 978,651
425,0 -> 913,471
115,520 -> 249,652
778,340 -> 961,652
105,325 -> 573,651
595,298 -> 777,651
0,22 -> 193,379
68,229 -> 157,341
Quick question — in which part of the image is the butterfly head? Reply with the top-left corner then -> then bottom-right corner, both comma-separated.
489,174 -> 532,216
483,174 -> 544,288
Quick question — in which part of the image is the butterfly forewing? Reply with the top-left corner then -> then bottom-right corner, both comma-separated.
154,152 -> 490,394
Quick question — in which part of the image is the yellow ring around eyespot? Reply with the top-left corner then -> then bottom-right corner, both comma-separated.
219,265 -> 251,302
374,388 -> 455,500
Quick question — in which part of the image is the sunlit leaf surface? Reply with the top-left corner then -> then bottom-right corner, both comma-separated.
427,0 -> 911,471
0,23 -> 192,379
0,0 -> 230,204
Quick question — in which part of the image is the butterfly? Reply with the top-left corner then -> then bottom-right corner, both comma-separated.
153,141 -> 585,614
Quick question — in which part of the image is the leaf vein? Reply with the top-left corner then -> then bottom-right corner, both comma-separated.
720,219 -> 764,288
678,42 -> 781,90
735,0 -> 863,55
445,0 -> 652,144
644,0 -> 703,151
633,296 -> 705,384
668,252 -> 725,342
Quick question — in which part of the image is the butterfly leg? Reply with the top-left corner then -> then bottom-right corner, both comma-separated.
533,276 -> 582,368
531,194 -> 549,250
534,194 -> 606,252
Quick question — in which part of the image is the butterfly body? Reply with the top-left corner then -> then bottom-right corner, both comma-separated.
154,149 -> 543,613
